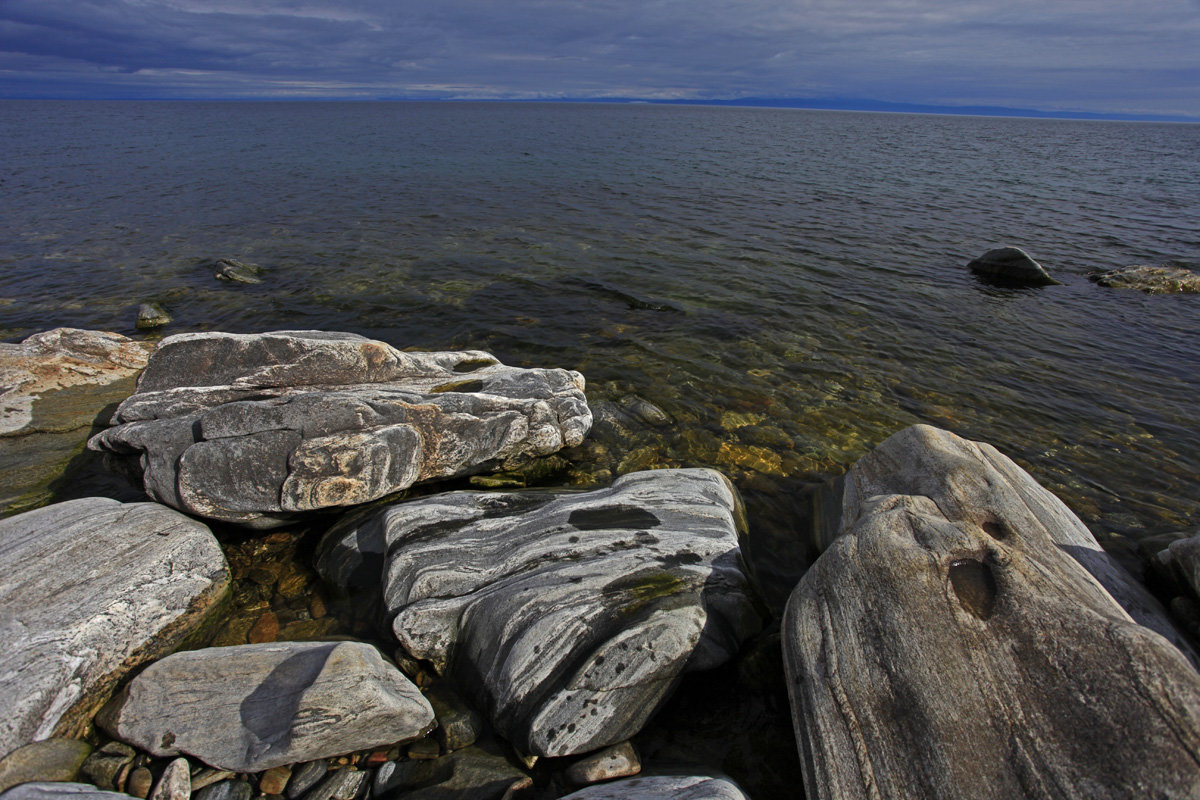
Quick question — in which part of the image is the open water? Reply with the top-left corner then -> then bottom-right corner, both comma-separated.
2,100 -> 1199,579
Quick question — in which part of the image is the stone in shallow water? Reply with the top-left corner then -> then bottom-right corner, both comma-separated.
97,641 -> 435,772
135,303 -> 171,330
558,776 -> 749,800
1092,264 -> 1200,294
967,246 -> 1060,286
0,499 -> 229,760
213,259 -> 263,284
325,468 -> 762,757
88,330 -> 591,527
785,425 -> 1200,800
0,328 -> 153,514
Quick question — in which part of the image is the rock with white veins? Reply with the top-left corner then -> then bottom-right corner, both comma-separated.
325,468 -> 762,758
0,498 -> 229,760
97,641 -> 435,772
558,776 -> 750,800
785,425 -> 1200,800
88,330 -> 591,527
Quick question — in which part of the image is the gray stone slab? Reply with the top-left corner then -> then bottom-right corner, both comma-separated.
0,498 -> 229,759
0,785 -> 132,800
559,776 -> 748,800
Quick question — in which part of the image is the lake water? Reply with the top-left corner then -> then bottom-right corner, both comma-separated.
3,100 -> 1199,585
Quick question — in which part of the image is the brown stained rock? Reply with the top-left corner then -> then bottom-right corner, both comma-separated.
784,425 -> 1200,800
247,612 -> 279,644
126,767 -> 153,799
258,766 -> 292,796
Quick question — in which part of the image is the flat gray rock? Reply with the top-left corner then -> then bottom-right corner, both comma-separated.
0,328 -> 152,514
1092,264 -> 1200,293
98,641 -> 435,772
967,246 -> 1060,286
0,498 -> 229,760
784,428 -> 1200,800
559,776 -> 749,800
89,330 -> 591,526
0,783 -> 133,800
328,468 -> 762,757
831,424 -> 1196,661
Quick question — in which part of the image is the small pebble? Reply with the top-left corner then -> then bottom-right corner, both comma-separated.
148,758 -> 192,800
81,742 -> 136,791
190,770 -> 236,791
247,611 -> 279,644
565,741 -> 640,785
127,767 -> 154,799
258,765 -> 292,796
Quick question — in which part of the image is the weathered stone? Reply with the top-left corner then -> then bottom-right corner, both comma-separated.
967,246 -> 1061,286
329,468 -> 761,758
126,768 -> 153,799
79,744 -> 135,792
147,759 -> 190,800
135,304 -> 172,330
98,641 -> 435,772
0,740 -> 92,794
194,781 -> 252,800
213,259 -> 263,284
284,762 -> 327,800
89,331 -> 591,527
302,770 -> 365,800
0,328 -> 152,514
258,767 -> 292,797
565,742 -> 641,785
0,783 -> 134,800
825,424 -> 1196,661
1092,264 -> 1200,293
0,499 -> 229,759
784,428 -> 1200,800
558,776 -> 748,800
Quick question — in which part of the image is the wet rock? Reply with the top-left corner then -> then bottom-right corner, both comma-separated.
0,328 -> 152,514
1092,264 -> 1200,293
135,303 -> 172,330
825,424 -> 1196,662
0,499 -> 229,759
89,331 -> 591,527
0,740 -> 92,793
195,781 -> 252,800
285,762 -> 327,799
147,758 -> 190,800
558,776 -> 748,800
98,641 -> 434,772
967,246 -> 1061,286
79,744 -> 135,792
785,428 -> 1200,800
565,742 -> 640,785
332,468 -> 762,757
1159,534 -> 1200,599
618,396 -> 672,428
303,770 -> 366,800
214,259 -> 263,284
0,783 -> 135,800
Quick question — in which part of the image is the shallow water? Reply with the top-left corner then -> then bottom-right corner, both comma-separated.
3,100 -> 1199,576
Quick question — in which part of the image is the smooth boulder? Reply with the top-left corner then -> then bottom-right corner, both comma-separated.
559,776 -> 750,800
1092,264 -> 1200,294
0,784 -> 133,800
324,468 -> 762,757
967,246 -> 1060,286
784,427 -> 1200,800
97,641 -> 435,772
88,330 -> 592,526
0,328 -> 152,514
0,498 -> 229,760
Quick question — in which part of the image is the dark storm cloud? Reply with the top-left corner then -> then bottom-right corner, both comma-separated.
1,0 -> 1197,115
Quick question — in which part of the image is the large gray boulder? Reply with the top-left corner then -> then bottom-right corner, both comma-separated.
0,329 -> 153,515
98,641 -> 435,772
88,331 -> 592,527
323,468 -> 762,758
0,784 -> 133,800
559,776 -> 749,800
1092,264 -> 1200,294
0,498 -> 229,760
784,427 -> 1200,800
967,246 -> 1061,286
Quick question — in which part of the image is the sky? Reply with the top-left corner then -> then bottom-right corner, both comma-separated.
1,0 -> 1199,118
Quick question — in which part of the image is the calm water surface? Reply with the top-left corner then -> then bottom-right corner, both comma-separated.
2,101 -> 1199,578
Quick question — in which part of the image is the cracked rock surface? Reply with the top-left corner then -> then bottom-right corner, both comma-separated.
0,498 -> 229,760
321,468 -> 762,757
88,330 -> 591,526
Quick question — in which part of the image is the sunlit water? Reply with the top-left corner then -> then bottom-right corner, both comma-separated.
3,100 -> 1199,585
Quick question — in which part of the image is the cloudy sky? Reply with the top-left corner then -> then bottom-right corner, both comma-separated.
2,0 -> 1198,116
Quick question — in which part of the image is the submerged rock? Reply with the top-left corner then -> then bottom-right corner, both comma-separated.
558,776 -> 749,800
1092,264 -> 1200,294
0,498 -> 229,760
135,303 -> 171,330
88,330 -> 591,526
967,246 -> 1060,286
327,468 -> 762,757
784,425 -> 1200,800
213,259 -> 263,284
97,641 -> 435,772
0,328 -> 153,515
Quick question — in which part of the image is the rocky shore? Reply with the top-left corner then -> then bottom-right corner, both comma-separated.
3,328 -> 1200,800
